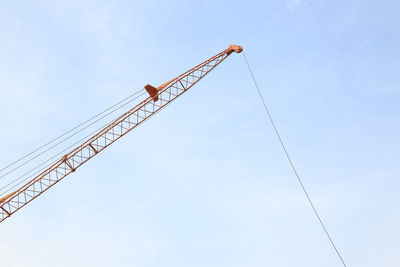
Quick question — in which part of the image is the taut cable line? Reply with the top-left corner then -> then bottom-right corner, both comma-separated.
0,91 -> 147,195
0,88 -> 145,179
242,51 -> 348,267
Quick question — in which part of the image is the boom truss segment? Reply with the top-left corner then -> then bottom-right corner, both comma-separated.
0,45 -> 242,223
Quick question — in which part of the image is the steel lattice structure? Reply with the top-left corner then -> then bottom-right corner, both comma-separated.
0,45 -> 243,223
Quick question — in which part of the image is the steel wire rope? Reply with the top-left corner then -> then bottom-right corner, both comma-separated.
0,90 -> 147,194
242,51 -> 348,267
0,115 -> 118,197
0,88 -> 145,181
0,89 -> 164,197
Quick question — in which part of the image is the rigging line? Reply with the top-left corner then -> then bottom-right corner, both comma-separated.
242,51 -> 347,267
0,88 -> 145,174
0,159 -> 58,197
0,88 -> 156,197
0,90 -> 147,188
0,106 -> 132,197
0,91 -> 147,182
0,119 -> 105,197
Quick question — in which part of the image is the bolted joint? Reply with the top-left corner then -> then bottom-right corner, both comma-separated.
61,155 -> 76,172
61,155 -> 68,162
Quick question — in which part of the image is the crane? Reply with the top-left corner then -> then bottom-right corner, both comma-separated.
0,45 -> 243,223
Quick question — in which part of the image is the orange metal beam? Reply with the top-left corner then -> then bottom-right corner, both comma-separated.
0,45 -> 242,223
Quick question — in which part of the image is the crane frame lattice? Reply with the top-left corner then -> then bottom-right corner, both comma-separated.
0,45 -> 242,223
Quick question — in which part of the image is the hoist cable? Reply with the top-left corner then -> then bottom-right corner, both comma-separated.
0,90 -> 149,197
242,51 -> 347,267
0,114 -> 119,197
0,89 -> 145,181
0,90 -> 147,194
0,91 -> 147,193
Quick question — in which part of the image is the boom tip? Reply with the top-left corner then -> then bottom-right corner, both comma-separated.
230,45 -> 243,53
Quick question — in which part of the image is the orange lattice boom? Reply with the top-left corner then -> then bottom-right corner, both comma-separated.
0,45 -> 242,223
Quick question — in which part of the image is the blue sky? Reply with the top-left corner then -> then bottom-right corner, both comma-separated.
0,0 -> 399,266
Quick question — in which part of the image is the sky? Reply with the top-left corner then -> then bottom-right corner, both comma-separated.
0,0 -> 399,266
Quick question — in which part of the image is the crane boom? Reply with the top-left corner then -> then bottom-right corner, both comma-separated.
0,45 -> 243,223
